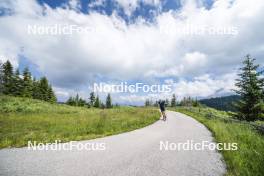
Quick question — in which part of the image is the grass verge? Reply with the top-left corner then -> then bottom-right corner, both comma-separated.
170,107 -> 264,176
0,96 -> 160,148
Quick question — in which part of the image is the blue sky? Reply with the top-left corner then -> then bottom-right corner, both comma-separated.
0,0 -> 264,104
37,0 -> 180,16
36,0 -> 214,22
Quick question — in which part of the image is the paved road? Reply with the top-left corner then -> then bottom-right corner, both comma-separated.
0,111 -> 226,176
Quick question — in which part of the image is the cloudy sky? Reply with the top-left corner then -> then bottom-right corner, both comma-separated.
0,0 -> 264,104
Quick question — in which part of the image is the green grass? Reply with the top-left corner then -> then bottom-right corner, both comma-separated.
170,107 -> 264,176
0,96 -> 160,148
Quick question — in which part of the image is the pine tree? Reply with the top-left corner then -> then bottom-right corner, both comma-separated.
47,85 -> 57,103
32,77 -> 40,99
145,99 -> 150,106
192,97 -> 199,107
187,97 -> 192,106
234,55 -> 264,121
2,60 -> 14,95
180,97 -> 186,106
0,61 -> 4,94
21,67 -> 33,98
13,69 -> 23,96
89,92 -> 95,106
75,94 -> 80,106
94,95 -> 100,108
38,77 -> 49,101
171,94 -> 176,107
106,93 -> 112,108
66,96 -> 75,106
78,98 -> 86,106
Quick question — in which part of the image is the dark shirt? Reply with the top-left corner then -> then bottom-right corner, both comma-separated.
158,100 -> 165,112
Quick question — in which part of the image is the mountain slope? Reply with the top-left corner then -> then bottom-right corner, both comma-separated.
199,95 -> 240,111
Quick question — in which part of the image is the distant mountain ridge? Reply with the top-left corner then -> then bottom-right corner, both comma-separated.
199,95 -> 240,112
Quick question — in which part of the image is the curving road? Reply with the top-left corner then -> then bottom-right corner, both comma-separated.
0,111 -> 226,176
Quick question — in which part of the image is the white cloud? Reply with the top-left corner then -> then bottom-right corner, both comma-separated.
88,0 -> 106,8
114,0 -> 162,16
115,0 -> 139,16
171,72 -> 238,99
67,0 -> 81,11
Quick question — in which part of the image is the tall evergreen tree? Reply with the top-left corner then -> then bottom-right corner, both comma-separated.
171,94 -> 176,107
94,95 -> 100,108
180,97 -> 186,106
73,94 -> 79,106
47,85 -> 57,103
0,61 -> 4,94
234,55 -> 264,121
38,77 -> 49,101
13,69 -> 23,96
2,60 -> 14,95
145,99 -> 150,106
192,97 -> 199,107
78,98 -> 86,107
21,67 -> 33,98
106,93 -> 112,108
75,94 -> 80,106
32,77 -> 40,99
66,96 -> 75,106
89,92 -> 95,106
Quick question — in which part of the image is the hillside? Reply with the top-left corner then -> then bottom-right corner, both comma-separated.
0,96 -> 159,148
199,95 -> 240,111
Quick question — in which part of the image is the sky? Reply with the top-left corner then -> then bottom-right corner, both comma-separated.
0,0 -> 264,104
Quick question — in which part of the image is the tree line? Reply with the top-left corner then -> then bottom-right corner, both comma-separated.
0,60 -> 113,108
0,60 -> 56,103
66,92 -> 113,109
145,94 -> 199,107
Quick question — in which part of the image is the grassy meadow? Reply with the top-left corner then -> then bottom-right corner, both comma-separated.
170,107 -> 264,176
1,95 -> 264,175
0,96 -> 160,148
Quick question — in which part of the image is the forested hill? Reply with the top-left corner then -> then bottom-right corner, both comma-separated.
199,95 -> 240,112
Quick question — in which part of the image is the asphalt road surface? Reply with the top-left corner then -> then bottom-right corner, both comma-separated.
0,111 -> 226,176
